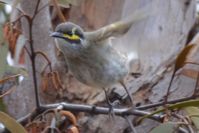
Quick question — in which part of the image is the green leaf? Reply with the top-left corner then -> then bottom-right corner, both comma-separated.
138,99 -> 199,122
150,122 -> 177,133
184,107 -> 199,130
0,0 -> 21,5
0,0 -> 21,10
0,111 -> 27,133
0,99 -> 7,112
0,0 -> 12,5
0,41 -> 27,79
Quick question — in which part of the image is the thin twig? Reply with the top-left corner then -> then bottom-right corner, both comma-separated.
28,25 -> 40,108
11,14 -> 29,24
32,0 -> 41,20
0,74 -> 21,84
185,61 -> 199,66
24,45 -> 31,58
36,2 -> 50,15
0,87 -> 16,98
164,71 -> 175,105
124,115 -> 137,133
136,94 -> 199,110
120,81 -> 133,105
27,0 -> 41,108
51,0 -> 66,22
173,113 -> 195,133
35,51 -> 52,71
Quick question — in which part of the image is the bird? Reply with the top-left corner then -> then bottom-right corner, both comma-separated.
50,6 -> 152,105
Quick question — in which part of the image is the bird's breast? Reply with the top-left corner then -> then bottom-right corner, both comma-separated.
65,43 -> 129,88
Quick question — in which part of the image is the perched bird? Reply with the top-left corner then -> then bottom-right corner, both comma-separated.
50,6 -> 152,104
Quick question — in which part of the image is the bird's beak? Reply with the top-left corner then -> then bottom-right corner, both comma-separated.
50,32 -> 62,38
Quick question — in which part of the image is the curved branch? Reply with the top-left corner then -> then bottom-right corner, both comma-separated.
51,0 -> 66,22
35,51 -> 52,72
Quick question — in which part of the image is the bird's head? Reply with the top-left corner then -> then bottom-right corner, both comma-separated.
50,22 -> 84,43
50,22 -> 86,56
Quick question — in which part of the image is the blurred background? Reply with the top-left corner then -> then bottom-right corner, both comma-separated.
0,0 -> 198,132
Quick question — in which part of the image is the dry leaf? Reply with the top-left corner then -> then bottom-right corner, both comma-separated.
0,74 -> 21,84
3,23 -> 21,58
165,44 -> 195,103
60,110 -> 77,125
3,23 -> 25,66
181,68 -> 199,79
67,125 -> 79,133
174,44 -> 195,72
53,71 -> 64,90
40,71 -> 64,96
26,121 -> 46,133
40,74 -> 48,92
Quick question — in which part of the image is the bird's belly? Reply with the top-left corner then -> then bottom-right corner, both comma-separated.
68,58 -> 128,88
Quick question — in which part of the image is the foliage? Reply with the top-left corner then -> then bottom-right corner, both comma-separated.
150,122 -> 178,133
184,107 -> 199,130
0,111 -> 27,133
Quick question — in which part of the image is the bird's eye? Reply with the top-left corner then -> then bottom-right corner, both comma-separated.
66,32 -> 72,36
75,30 -> 84,39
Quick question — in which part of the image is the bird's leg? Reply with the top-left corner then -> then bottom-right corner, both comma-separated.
103,88 -> 115,119
120,81 -> 133,106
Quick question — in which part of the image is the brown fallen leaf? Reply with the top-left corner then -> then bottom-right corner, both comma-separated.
174,44 -> 195,72
60,110 -> 77,125
181,68 -> 199,80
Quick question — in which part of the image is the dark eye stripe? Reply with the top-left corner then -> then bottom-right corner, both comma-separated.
75,30 -> 84,39
66,31 -> 72,36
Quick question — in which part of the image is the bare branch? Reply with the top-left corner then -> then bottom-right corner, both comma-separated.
32,0 -> 41,20
124,115 -> 137,133
136,95 -> 199,110
0,87 -> 16,98
18,103 -> 164,126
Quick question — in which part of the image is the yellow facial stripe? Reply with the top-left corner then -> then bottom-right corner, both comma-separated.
63,33 -> 80,40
